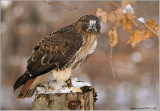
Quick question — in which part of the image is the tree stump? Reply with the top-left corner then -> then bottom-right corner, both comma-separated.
32,88 -> 95,110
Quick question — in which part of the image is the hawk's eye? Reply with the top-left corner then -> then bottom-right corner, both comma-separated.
81,20 -> 88,23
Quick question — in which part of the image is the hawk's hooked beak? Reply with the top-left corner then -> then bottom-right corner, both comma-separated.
88,20 -> 97,31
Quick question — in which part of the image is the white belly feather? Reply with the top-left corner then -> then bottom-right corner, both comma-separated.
88,40 -> 97,55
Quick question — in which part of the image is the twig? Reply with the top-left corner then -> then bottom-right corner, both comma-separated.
135,18 -> 159,37
110,1 -> 121,8
45,1 -> 78,10
110,47 -> 116,79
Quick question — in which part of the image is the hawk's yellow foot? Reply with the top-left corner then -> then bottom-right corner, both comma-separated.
70,86 -> 92,93
62,77 -> 72,88
70,87 -> 82,93
65,78 -> 92,93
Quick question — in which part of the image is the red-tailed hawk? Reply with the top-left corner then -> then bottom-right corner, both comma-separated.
14,14 -> 101,100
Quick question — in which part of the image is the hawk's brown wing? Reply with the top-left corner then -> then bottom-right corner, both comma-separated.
14,31 -> 83,91
27,31 -> 83,76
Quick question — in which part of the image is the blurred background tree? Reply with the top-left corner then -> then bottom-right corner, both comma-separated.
1,1 -> 159,110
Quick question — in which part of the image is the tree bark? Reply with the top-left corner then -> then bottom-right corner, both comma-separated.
32,88 -> 95,110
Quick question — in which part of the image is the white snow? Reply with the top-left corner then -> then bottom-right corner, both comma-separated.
60,87 -> 71,93
123,4 -> 134,14
36,87 -> 46,94
122,9 -> 128,13
137,17 -> 145,23
72,77 -> 91,89
36,77 -> 91,94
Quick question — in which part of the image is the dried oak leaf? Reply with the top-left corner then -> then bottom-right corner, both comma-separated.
96,8 -> 107,23
128,20 -> 159,47
141,29 -> 150,39
108,11 -> 117,23
123,12 -> 136,32
123,22 -> 133,33
116,11 -> 136,32
128,29 -> 142,47
115,8 -> 124,26
108,27 -> 118,47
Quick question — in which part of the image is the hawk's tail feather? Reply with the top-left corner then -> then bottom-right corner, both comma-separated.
14,71 -> 32,92
17,89 -> 36,100
16,78 -> 36,100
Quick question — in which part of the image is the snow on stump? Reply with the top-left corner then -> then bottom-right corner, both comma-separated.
32,78 -> 97,110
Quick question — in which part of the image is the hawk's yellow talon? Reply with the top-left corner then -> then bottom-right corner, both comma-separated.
70,87 -> 82,93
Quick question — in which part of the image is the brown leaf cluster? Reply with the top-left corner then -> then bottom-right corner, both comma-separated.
96,7 -> 136,33
116,10 -> 136,32
96,1 -> 159,47
128,19 -> 159,47
96,2 -> 137,47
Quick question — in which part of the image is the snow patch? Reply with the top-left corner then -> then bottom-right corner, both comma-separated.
72,77 -> 91,89
137,17 -> 145,23
36,77 -> 91,94
60,87 -> 71,93
123,4 -> 134,14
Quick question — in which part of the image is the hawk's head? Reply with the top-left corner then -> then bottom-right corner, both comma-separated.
75,15 -> 101,35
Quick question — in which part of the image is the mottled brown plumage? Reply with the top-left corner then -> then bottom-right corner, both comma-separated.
14,14 -> 101,100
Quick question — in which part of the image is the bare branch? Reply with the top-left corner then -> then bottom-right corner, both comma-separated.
135,19 -> 159,37
110,1 -> 121,8
44,1 -> 78,10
